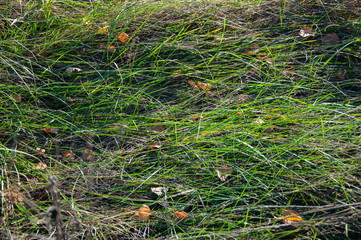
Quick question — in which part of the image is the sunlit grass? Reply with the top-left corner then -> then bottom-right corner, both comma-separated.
1,0 -> 361,239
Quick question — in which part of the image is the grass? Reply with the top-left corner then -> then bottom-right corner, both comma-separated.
1,0 -> 361,239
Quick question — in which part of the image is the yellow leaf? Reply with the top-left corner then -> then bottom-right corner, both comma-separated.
97,27 -> 109,35
135,205 -> 152,221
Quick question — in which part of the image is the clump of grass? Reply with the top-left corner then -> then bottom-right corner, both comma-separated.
1,0 -> 361,239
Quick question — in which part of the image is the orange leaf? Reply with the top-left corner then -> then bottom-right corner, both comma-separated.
107,45 -> 116,52
250,44 -> 260,50
135,205 -> 152,221
245,51 -> 254,55
63,151 -> 75,160
192,115 -> 202,120
257,56 -> 269,60
188,80 -> 197,89
118,32 -> 129,42
149,144 -> 161,149
196,82 -> 211,90
173,211 -> 187,220
181,136 -> 190,142
277,210 -> 303,224
43,127 -> 58,134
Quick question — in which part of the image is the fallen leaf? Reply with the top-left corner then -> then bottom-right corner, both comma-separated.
277,210 -> 303,224
245,51 -> 254,55
216,166 -> 233,181
250,44 -> 260,51
151,187 -> 168,197
106,45 -> 116,52
135,205 -> 152,221
35,162 -> 47,170
63,151 -> 75,160
197,82 -> 211,90
150,124 -> 165,132
149,144 -> 161,149
43,127 -> 58,134
337,70 -> 347,80
299,26 -> 316,38
283,66 -> 295,76
118,32 -> 129,42
257,55 -> 269,60
192,115 -> 203,120
171,70 -> 182,76
97,27 -> 109,35
65,67 -> 82,73
83,149 -> 95,161
181,136 -> 190,142
10,95 -> 22,103
188,80 -> 197,89
36,147 -> 45,155
321,33 -> 339,45
173,211 -> 187,220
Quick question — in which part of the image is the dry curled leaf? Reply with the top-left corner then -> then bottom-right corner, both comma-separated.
150,124 -> 165,132
151,187 -> 168,197
65,67 -> 82,73
36,147 -> 45,154
43,127 -> 58,134
216,166 -> 233,181
197,82 -> 211,90
337,70 -> 347,80
97,27 -> 109,35
83,149 -> 95,161
149,144 -> 161,149
118,32 -> 129,42
35,162 -> 47,170
188,80 -> 197,89
63,151 -> 75,160
173,211 -> 187,220
276,210 -> 303,224
135,205 -> 152,221
321,33 -> 339,45
106,45 -> 116,52
299,26 -> 316,38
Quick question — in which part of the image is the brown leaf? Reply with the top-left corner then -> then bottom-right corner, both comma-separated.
43,127 -> 59,134
135,205 -> 152,221
321,33 -> 339,45
150,124 -> 165,132
337,70 -> 347,80
83,149 -> 95,161
216,166 -> 233,181
63,151 -> 75,160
